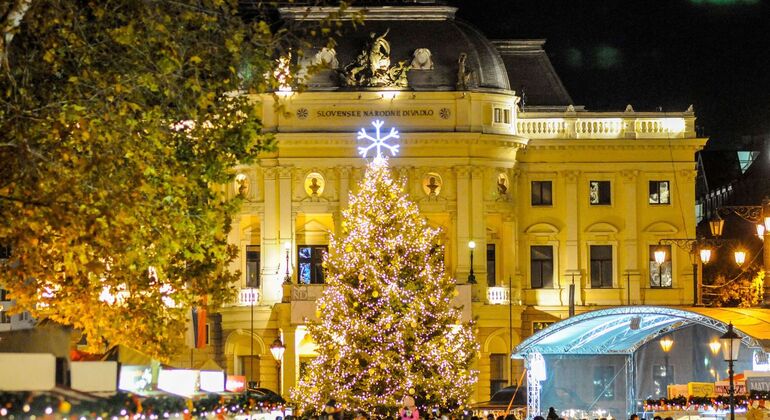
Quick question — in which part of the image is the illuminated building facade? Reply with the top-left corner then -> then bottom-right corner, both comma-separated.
171,2 -> 706,403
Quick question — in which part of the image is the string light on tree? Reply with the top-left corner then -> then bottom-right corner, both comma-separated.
290,120 -> 477,414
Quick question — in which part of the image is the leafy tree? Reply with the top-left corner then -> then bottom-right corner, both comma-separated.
0,0 -> 290,359
290,158 -> 478,414
710,270 -> 764,307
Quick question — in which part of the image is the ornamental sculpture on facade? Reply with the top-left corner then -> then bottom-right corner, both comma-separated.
342,29 -> 410,88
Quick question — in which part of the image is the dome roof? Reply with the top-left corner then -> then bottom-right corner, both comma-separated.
282,5 -> 511,91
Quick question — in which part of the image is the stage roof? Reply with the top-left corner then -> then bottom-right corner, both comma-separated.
512,306 -> 770,357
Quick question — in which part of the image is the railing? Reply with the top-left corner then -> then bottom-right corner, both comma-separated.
487,287 -> 511,305
517,113 -> 694,140
238,288 -> 261,306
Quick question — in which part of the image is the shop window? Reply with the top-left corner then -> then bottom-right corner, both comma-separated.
0,312 -> 10,324
590,245 -> 613,288
589,181 -> 611,205
593,366 -> 615,400
487,244 -> 496,287
298,245 -> 328,284
649,245 -> 672,288
530,246 -> 554,289
649,181 -> 671,204
531,181 -> 553,206
490,353 -> 508,396
246,245 -> 260,288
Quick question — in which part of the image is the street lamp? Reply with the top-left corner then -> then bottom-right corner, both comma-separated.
654,247 -> 667,286
270,338 -> 286,395
467,240 -> 476,284
734,250 -> 747,266
719,323 -> 742,420
283,241 -> 292,284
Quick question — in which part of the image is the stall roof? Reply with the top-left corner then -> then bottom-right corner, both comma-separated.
512,306 -> 770,357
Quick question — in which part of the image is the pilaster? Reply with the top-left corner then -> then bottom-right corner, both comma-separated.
455,166 -> 472,279
622,170 -> 641,304
262,167 -> 281,303
562,170 -> 582,305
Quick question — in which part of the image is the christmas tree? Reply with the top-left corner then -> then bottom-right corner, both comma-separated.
290,155 -> 478,414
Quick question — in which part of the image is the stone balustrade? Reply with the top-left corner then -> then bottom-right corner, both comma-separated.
487,286 -> 511,305
237,288 -> 261,306
517,113 -> 694,139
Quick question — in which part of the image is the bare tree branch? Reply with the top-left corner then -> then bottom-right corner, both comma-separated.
0,0 -> 34,71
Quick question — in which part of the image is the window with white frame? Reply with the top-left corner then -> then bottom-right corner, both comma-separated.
530,246 -> 554,288
649,180 -> 671,204
649,245 -> 672,288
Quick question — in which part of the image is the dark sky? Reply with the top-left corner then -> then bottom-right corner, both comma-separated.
449,0 -> 770,144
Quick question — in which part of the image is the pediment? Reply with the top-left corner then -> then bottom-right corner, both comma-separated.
642,221 -> 679,234
585,222 -> 619,234
525,222 -> 560,234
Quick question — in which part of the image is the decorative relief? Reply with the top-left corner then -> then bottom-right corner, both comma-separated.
439,108 -> 451,119
304,172 -> 326,198
561,170 -> 580,183
312,47 -> 339,69
422,173 -> 443,197
341,29 -> 410,88
621,170 -> 639,183
454,166 -> 471,178
410,48 -> 434,70
456,52 -> 473,91
296,107 -> 308,120
235,173 -> 249,197
496,172 -> 510,201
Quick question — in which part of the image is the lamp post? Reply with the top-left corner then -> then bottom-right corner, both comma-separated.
719,323 -> 742,420
654,238 -> 712,306
468,240 -> 476,284
283,241 -> 292,284
717,198 -> 770,306
270,338 -> 286,395
659,336 -> 674,390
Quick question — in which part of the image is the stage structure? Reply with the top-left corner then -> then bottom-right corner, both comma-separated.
513,306 -> 770,419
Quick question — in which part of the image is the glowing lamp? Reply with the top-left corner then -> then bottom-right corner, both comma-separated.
757,224 -> 765,241
734,250 -> 746,266
284,241 -> 291,251
654,247 -> 667,265
719,323 -> 741,362
468,241 -> 476,250
709,215 -> 725,237
270,338 -> 285,362
659,336 -> 674,353
765,215 -> 770,232
700,248 -> 712,264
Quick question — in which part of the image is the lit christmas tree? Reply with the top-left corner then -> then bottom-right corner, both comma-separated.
290,121 -> 478,414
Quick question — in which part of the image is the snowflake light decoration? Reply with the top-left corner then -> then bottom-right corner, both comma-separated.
357,119 -> 400,159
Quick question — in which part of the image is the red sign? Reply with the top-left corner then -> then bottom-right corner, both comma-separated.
226,375 -> 246,392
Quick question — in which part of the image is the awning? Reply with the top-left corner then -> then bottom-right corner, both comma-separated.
512,305 -> 770,357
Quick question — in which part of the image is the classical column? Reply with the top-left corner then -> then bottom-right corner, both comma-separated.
562,170 -> 582,305
454,166 -> 472,278
278,167 -> 293,285
471,167 -> 486,299
262,167 -> 281,303
622,170 -> 641,305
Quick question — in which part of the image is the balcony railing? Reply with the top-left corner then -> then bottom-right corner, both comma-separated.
517,113 -> 694,140
237,288 -> 261,306
487,287 -> 511,305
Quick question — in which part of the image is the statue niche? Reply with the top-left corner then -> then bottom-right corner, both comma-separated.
341,29 -> 410,88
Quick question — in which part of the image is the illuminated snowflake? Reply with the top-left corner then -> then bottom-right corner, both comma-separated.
357,119 -> 400,158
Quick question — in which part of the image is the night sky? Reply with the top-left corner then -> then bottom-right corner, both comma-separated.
449,0 -> 770,145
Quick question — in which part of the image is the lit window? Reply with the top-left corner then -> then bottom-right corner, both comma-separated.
531,181 -> 553,206
298,245 -> 328,284
589,181 -> 611,205
530,246 -> 553,289
649,245 -> 672,288
649,181 -> 670,204
486,244 -> 496,287
590,245 -> 613,288
245,245 -> 260,288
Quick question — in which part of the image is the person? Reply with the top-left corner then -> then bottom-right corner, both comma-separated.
629,415 -> 639,420
399,396 -> 419,420
547,408 -> 559,420
486,414 -> 494,420
653,416 -> 662,420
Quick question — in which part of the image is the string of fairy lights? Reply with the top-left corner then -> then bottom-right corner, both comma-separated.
289,150 -> 478,414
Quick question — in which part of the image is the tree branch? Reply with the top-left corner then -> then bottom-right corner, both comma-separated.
0,0 -> 34,71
